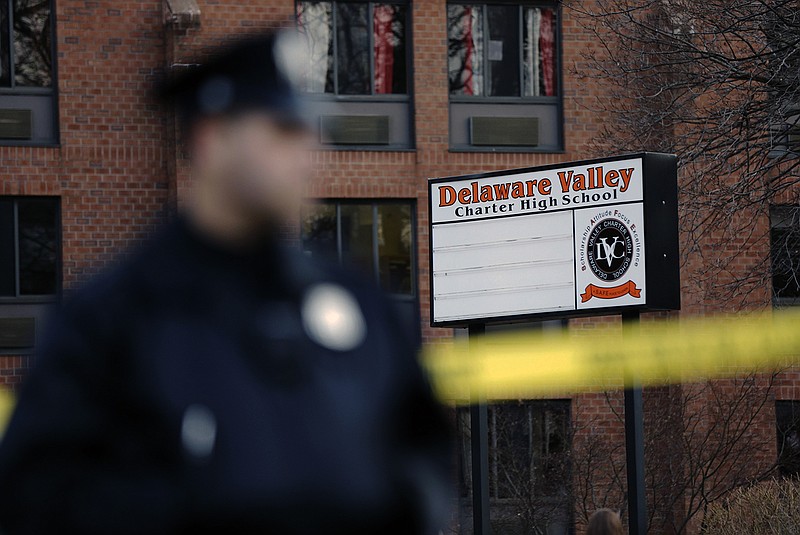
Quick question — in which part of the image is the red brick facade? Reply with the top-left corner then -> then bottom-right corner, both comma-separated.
1,1 -> 797,533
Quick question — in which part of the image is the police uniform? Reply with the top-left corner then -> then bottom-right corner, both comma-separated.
0,33 -> 451,534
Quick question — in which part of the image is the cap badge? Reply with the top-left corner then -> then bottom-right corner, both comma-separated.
273,30 -> 307,90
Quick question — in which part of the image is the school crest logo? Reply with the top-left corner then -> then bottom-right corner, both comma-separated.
579,216 -> 642,303
586,218 -> 633,282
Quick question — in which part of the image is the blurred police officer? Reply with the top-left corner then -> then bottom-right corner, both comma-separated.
0,32 -> 451,534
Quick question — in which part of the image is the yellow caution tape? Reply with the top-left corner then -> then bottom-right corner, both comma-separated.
0,388 -> 14,437
1,310 -> 799,428
422,309 -> 800,404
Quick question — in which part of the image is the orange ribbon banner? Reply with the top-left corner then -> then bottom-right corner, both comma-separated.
581,280 -> 641,302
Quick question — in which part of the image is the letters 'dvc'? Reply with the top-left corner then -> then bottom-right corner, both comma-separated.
428,154 -> 679,326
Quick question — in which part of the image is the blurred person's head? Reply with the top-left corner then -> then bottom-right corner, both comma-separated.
159,31 -> 315,241
587,508 -> 623,535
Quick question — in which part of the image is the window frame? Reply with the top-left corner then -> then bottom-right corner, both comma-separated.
0,0 -> 59,147
295,0 -> 415,150
446,0 -> 564,153
776,400 -> 800,477
770,205 -> 800,307
301,198 -> 418,301
446,1 -> 561,102
297,1 -> 411,97
0,196 -> 61,304
767,106 -> 800,160
487,399 -> 570,502
455,398 -> 572,532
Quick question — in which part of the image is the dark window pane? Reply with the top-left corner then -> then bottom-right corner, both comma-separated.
448,4 -> 484,96
491,402 -> 532,499
486,4 -> 519,96
523,7 -> 558,97
340,204 -> 374,278
0,199 -> 15,296
0,1 -> 9,87
460,400 -> 571,532
771,207 -> 800,300
390,298 -> 419,346
14,0 -> 52,87
456,409 -> 472,498
777,401 -> 800,477
377,203 -> 413,295
336,3 -> 370,95
301,203 -> 338,262
373,4 -> 406,94
17,198 -> 57,295
771,226 -> 800,298
298,1 -> 409,97
297,1 -> 335,93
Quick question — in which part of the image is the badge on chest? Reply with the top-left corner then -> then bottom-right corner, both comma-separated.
301,283 -> 367,352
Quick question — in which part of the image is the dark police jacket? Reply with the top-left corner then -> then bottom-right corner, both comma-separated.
0,218 -> 451,534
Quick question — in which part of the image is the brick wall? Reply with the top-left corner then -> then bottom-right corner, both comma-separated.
0,0 -> 171,389
0,357 -> 30,390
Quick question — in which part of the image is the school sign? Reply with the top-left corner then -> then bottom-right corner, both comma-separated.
429,153 -> 680,326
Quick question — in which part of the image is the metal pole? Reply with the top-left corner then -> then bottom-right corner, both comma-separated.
622,311 -> 647,535
468,323 -> 491,535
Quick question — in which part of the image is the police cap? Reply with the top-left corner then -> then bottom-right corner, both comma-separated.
159,31 -> 309,131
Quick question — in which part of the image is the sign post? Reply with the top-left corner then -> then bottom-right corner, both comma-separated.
623,311 -> 647,535
429,153 -> 680,535
469,324 -> 490,535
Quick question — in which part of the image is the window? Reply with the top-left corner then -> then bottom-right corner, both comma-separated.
296,1 -> 413,148
0,196 -> 59,356
456,400 -> 572,533
770,206 -> 800,306
765,5 -> 799,160
301,200 -> 419,337
297,1 -> 407,95
768,107 -> 800,159
0,0 -> 57,144
447,2 -> 562,151
302,200 -> 415,295
448,4 -> 557,97
0,197 -> 59,298
777,400 -> 800,477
